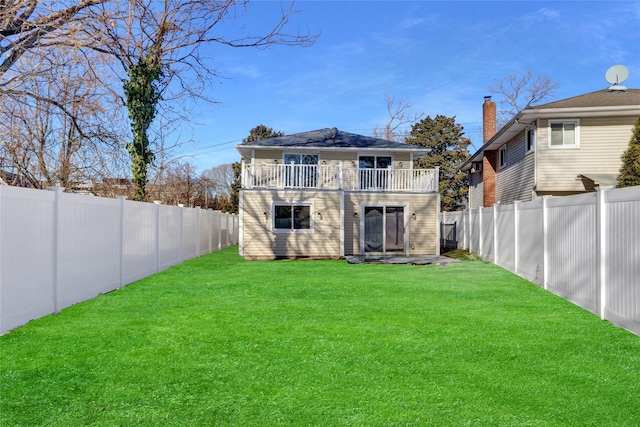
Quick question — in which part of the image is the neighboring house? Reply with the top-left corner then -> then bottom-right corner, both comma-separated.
462,88 -> 640,208
236,128 -> 440,260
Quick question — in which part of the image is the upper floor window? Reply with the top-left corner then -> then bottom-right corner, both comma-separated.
284,153 -> 318,165
549,120 -> 579,148
283,153 -> 318,187
499,146 -> 507,169
526,128 -> 535,152
359,155 -> 392,169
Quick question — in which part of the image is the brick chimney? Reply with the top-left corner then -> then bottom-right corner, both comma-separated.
483,96 -> 496,142
482,96 -> 497,207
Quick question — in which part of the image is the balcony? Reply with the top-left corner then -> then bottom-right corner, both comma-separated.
242,163 -> 438,193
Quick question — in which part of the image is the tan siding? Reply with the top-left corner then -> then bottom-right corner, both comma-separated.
241,190 -> 341,259
496,131 -> 535,203
345,192 -> 438,255
253,150 -> 283,162
537,116 -> 635,192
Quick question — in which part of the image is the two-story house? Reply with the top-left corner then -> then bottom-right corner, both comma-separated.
463,88 -> 640,208
236,128 -> 440,260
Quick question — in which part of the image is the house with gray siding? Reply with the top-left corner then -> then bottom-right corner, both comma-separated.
236,128 -> 440,260
463,88 -> 640,208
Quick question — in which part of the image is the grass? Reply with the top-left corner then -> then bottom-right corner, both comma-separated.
1,246 -> 639,426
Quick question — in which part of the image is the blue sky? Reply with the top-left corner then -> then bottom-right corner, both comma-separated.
176,0 -> 640,170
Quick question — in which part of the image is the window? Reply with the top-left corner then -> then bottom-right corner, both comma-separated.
274,204 -> 311,231
549,120 -> 579,147
499,146 -> 507,168
283,153 -> 318,187
359,155 -> 392,169
526,128 -> 535,152
359,155 -> 392,189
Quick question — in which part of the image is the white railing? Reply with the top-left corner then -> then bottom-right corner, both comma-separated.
243,163 -> 341,190
243,163 -> 438,193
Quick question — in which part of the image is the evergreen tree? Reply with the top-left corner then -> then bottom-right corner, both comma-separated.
242,124 -> 285,143
229,125 -> 285,213
405,115 -> 471,211
617,115 -> 640,188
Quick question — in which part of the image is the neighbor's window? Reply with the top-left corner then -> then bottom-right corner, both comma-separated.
526,128 -> 535,152
274,204 -> 311,231
549,120 -> 579,147
499,145 -> 507,168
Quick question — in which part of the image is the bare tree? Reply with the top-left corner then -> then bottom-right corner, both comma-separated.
199,163 -> 234,208
0,48 -> 127,189
373,94 -> 424,142
82,0 -> 317,200
0,0 -> 104,80
488,71 -> 560,125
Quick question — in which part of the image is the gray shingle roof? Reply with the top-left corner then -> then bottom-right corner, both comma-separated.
237,128 -> 428,151
531,88 -> 640,109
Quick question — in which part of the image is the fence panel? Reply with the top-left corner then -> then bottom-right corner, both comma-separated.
495,204 -> 515,271
469,209 -> 479,254
0,187 -> 56,332
159,204 -> 182,270
57,192 -> 122,311
1,186 -> 238,334
182,208 -> 198,260
516,200 -> 544,285
479,207 -> 494,261
545,194 -> 597,313
199,210 -> 212,256
440,187 -> 639,336
122,200 -> 158,285
603,187 -> 640,335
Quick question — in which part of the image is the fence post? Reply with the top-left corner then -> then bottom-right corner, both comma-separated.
596,188 -> 607,319
493,203 -> 500,265
153,201 -> 162,273
48,186 -> 64,314
178,204 -> 184,263
195,207 -> 201,256
542,196 -> 550,290
478,207 -> 483,258
118,196 -> 126,287
514,201 -> 520,276
208,210 -> 213,254
218,211 -> 223,250
463,209 -> 469,250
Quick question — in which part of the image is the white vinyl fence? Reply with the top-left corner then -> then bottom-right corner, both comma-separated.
0,185 -> 238,334
441,186 -> 640,336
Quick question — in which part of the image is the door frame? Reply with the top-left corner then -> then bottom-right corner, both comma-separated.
358,201 -> 409,256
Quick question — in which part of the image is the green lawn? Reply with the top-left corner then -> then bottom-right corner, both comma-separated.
1,246 -> 639,426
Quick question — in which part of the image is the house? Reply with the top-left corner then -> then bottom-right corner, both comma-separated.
462,88 -> 640,208
236,128 -> 440,260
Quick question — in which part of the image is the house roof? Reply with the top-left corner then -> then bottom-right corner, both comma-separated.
236,127 -> 431,158
461,88 -> 640,171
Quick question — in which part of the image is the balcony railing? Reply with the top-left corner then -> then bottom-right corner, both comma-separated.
242,163 -> 438,193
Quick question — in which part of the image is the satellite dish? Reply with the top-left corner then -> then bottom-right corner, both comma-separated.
605,65 -> 629,91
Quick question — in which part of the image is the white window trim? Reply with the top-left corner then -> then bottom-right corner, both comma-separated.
548,119 -> 580,149
356,152 -> 395,168
526,127 -> 536,153
282,152 -> 320,164
358,201 -> 410,256
271,201 -> 314,234
499,145 -> 507,169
